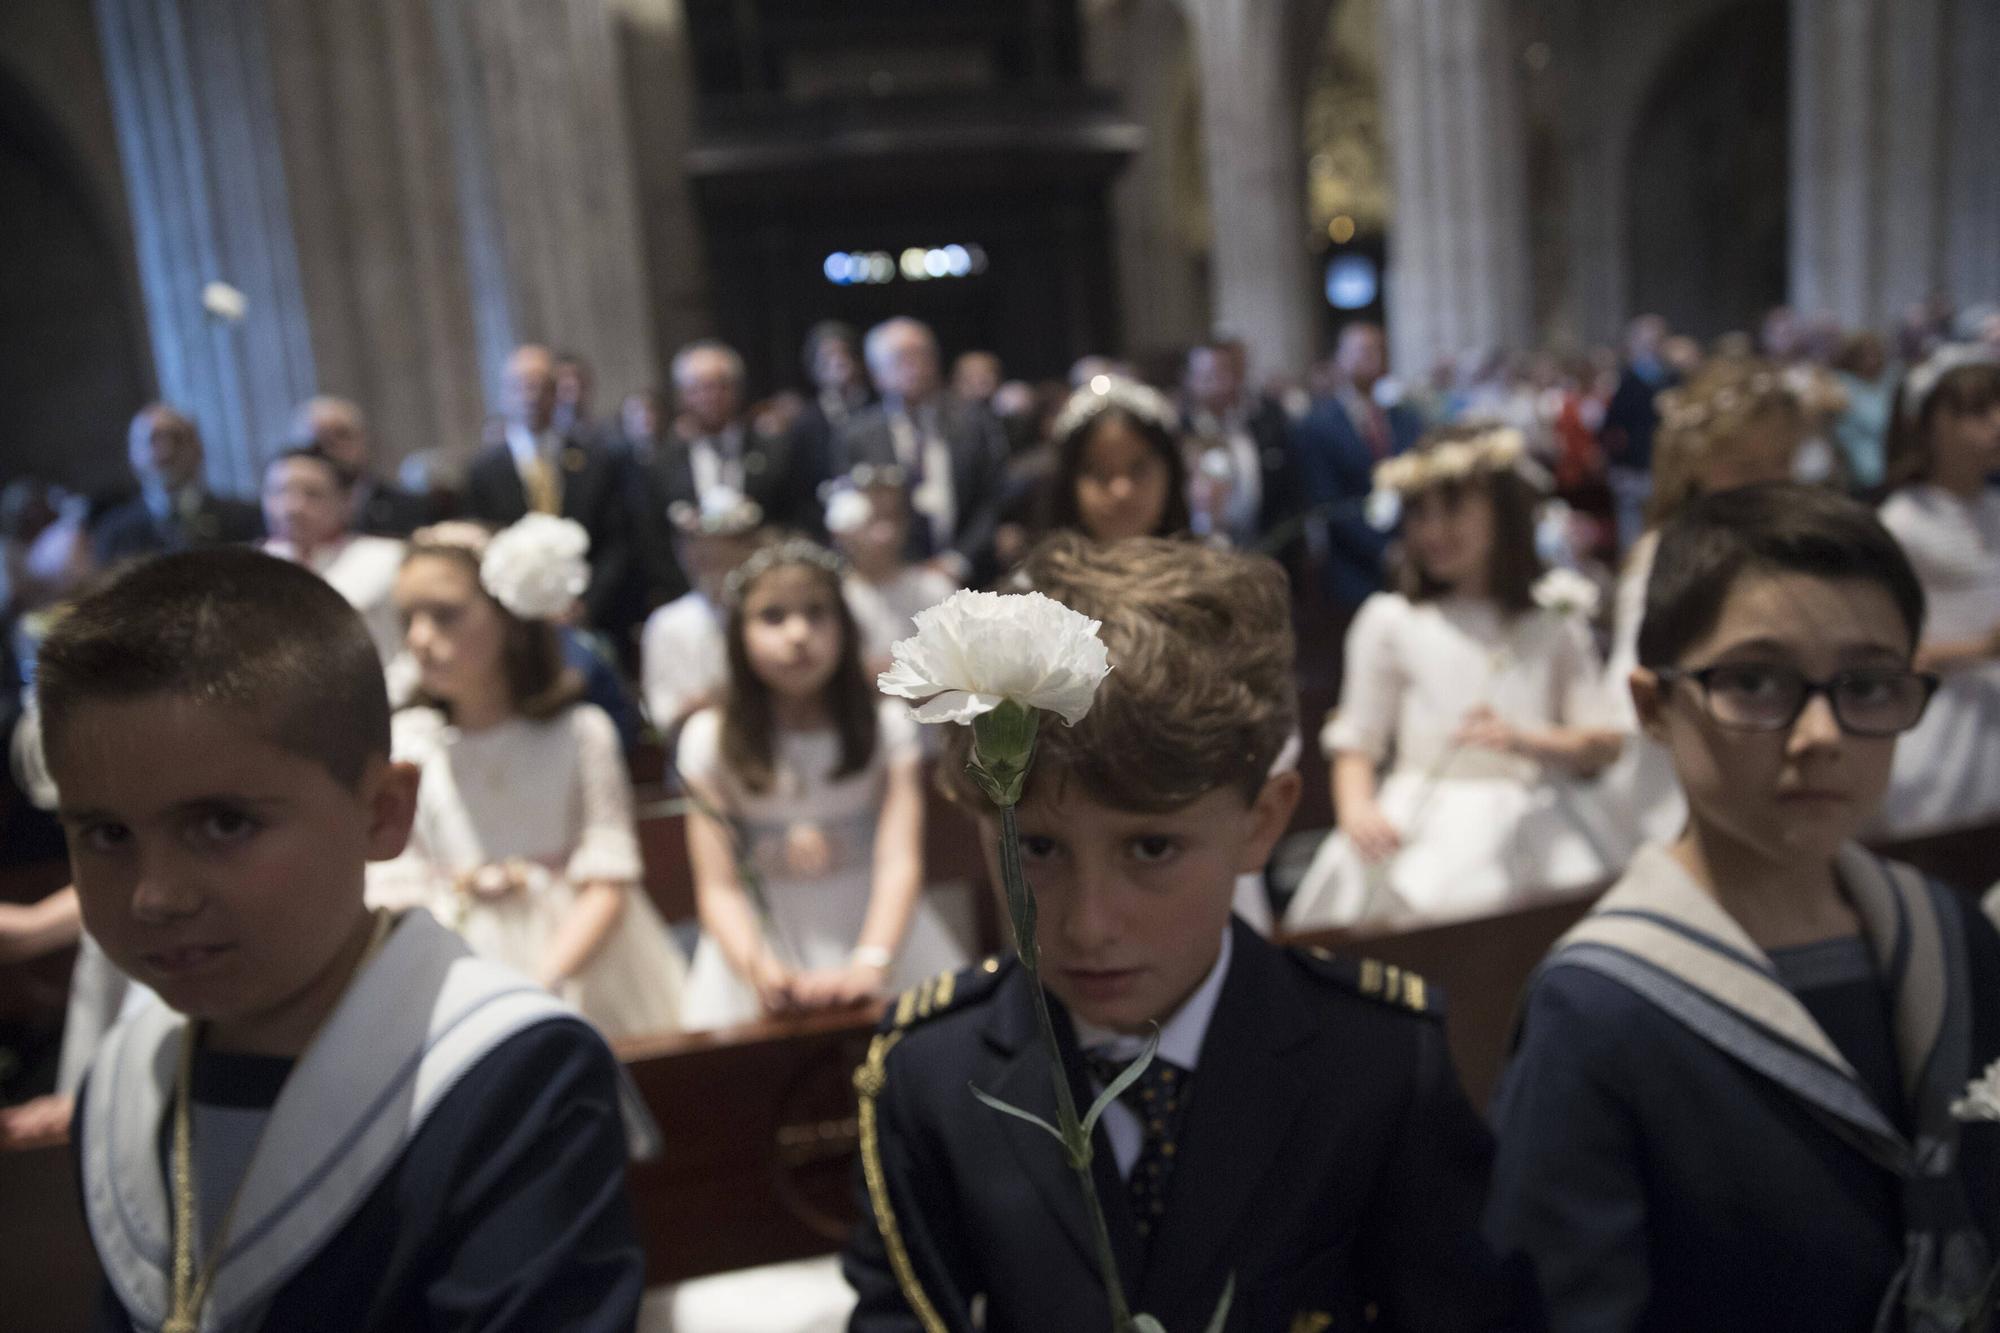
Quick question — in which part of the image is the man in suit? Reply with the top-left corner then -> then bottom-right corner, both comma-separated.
90,405 -> 263,567
627,339 -> 820,607
1182,338 -> 1308,561
790,321 -> 873,488
463,343 -> 638,639
289,396 -> 432,537
1293,321 -> 1424,611
1599,313 -> 1677,554
843,537 -> 1536,1333
839,318 -> 1009,586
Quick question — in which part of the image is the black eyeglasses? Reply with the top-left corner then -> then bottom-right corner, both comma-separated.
1654,664 -> 1939,737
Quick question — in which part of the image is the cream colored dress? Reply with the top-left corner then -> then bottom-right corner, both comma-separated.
1285,592 -> 1622,931
675,700 -> 965,1030
1596,532 -> 1687,853
369,703 -> 686,1038
1877,485 -> 2000,836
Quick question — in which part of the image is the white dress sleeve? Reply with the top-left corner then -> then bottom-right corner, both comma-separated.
642,598 -> 724,728
1601,536 -> 1655,732
1324,594 -> 1406,762
876,700 -> 922,765
1551,612 -> 1610,727
673,707 -> 732,809
564,705 -> 644,885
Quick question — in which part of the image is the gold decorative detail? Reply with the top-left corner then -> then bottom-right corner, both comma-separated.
1403,974 -> 1428,1012
981,956 -> 1000,974
1290,1312 -> 1335,1333
933,969 -> 956,1012
855,1032 -> 949,1333
1358,957 -> 1384,995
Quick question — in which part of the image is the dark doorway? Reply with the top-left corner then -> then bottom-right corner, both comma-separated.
0,72 -> 150,494
1626,1 -> 1789,339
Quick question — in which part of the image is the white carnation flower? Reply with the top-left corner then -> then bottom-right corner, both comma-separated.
480,513 -> 590,621
1952,1059 -> 2000,1123
1532,567 -> 1601,620
878,589 -> 1110,727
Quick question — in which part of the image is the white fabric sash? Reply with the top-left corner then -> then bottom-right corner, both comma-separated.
80,908 -> 577,1332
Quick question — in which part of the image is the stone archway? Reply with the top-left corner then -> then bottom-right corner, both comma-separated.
1624,0 -> 1789,338
0,70 -> 151,494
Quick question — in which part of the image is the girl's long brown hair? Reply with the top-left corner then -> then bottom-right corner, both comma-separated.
1394,469 -> 1544,615
720,549 -> 877,794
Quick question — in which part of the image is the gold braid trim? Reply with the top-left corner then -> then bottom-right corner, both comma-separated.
855,1031 -> 949,1333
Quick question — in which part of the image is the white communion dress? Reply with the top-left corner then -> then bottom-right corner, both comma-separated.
1595,532 -> 1687,854
674,700 -> 966,1030
369,703 -> 686,1038
1876,484 -> 2000,836
1284,592 -> 1623,931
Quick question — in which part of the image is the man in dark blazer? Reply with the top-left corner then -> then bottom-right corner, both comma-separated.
839,317 -> 1009,586
627,339 -> 822,608
1293,321 -> 1424,611
463,344 -> 638,640
289,395 -> 432,537
1182,338 -> 1309,564
788,321 -> 873,496
90,404 -> 263,567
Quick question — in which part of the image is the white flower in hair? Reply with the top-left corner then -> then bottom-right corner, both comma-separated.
1952,1059 -> 2000,1123
480,513 -> 590,620
878,589 -> 1110,727
1532,567 -> 1601,620
824,486 -> 873,537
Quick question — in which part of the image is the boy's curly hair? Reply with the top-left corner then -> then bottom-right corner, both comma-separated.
937,534 -> 1297,812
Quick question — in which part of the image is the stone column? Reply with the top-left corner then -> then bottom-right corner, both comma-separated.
1790,0 -> 2000,327
1185,0 -> 1316,381
1377,0 -> 1532,378
94,0 -> 318,495
430,0 -> 657,408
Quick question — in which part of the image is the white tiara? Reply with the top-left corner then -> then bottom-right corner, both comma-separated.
1051,375 -> 1179,444
721,538 -> 845,607
1902,343 -> 1999,424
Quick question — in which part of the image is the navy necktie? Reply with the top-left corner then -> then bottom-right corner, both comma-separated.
1087,1053 -> 1193,1243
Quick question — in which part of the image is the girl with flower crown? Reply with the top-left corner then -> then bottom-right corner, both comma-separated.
1284,426 -> 1626,931
1875,349 -> 2000,836
369,515 -> 686,1037
676,538 -> 963,1029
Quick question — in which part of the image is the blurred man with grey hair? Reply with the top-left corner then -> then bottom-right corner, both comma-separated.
289,395 -> 431,537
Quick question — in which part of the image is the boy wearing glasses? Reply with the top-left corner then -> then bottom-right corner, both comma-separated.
1487,483 -> 2000,1331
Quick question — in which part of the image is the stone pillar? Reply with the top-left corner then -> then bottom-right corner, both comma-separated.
1377,0 -> 1532,379
265,0 -> 487,472
1790,0 -> 2000,327
94,0 -> 318,495
1185,0 -> 1316,381
430,0 -> 657,408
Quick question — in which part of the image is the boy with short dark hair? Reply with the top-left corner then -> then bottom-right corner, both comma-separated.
41,547 -> 642,1332
1488,483 -> 2000,1328
843,534 -> 1535,1332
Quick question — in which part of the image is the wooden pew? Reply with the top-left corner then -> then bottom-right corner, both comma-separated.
616,1007 -> 881,1284
1282,888 -> 1606,1110
0,1132 -> 98,1331
1870,818 -> 2000,900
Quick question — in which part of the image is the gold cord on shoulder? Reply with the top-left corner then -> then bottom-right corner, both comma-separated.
854,1031 -> 949,1333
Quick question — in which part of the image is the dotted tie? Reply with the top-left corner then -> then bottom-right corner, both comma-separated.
1088,1054 -> 1193,1244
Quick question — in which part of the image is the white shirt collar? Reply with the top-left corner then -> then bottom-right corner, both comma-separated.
1073,926 -> 1233,1070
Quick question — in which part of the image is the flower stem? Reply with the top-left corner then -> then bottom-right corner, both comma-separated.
998,803 -> 1138,1333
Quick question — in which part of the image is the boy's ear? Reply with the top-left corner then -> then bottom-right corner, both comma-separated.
1239,769 -> 1302,875
1629,667 -> 1670,743
363,759 -> 422,862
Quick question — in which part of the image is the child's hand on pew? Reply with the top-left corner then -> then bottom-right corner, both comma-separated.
750,951 -> 804,1016
1345,801 -> 1404,863
789,962 -> 887,1010
0,1093 -> 73,1150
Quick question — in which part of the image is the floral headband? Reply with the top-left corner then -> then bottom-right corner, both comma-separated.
1656,364 -> 1845,437
1051,375 -> 1179,444
669,485 -> 764,537
1901,343 -> 2000,425
1372,426 -> 1530,498
411,514 -> 590,622
721,537 -> 845,607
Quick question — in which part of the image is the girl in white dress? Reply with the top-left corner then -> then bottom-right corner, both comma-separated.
259,446 -> 406,666
1875,350 -> 2000,836
1598,360 -> 1809,855
370,516 -> 686,1038
1285,427 -> 1625,931
677,538 -> 964,1030
825,464 -> 959,678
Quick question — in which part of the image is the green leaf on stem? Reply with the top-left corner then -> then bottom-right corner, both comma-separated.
1130,1317 -> 1169,1333
1200,1273 -> 1237,1333
968,1082 -> 1066,1146
1081,1025 -> 1161,1143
